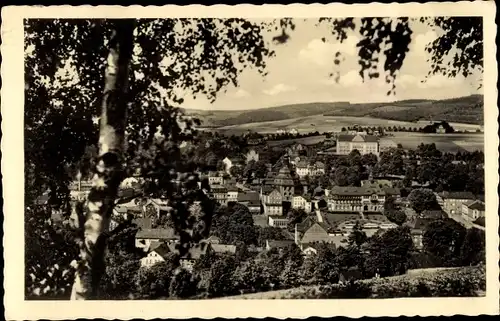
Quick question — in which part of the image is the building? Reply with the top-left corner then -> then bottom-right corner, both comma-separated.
208,171 -> 225,186
268,215 -> 288,228
295,161 -> 310,177
246,149 -> 259,164
294,220 -> 348,252
261,188 -> 283,216
135,228 -> 178,252
222,156 -> 244,174
140,243 -> 172,268
210,186 -> 228,206
327,185 -> 399,213
436,125 -> 446,134
462,200 -> 485,221
227,185 -> 239,203
265,239 -> 295,251
273,166 -> 295,201
237,191 -> 261,214
436,191 -> 476,215
336,134 -> 379,156
69,179 -> 93,201
292,195 -> 312,213
309,161 -> 326,176
378,139 -> 398,153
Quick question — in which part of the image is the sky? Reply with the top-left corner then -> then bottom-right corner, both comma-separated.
178,18 -> 482,111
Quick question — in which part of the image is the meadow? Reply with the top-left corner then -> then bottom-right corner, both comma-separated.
215,115 -> 482,136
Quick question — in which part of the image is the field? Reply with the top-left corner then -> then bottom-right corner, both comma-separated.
384,132 -> 484,152
214,115 -> 482,136
214,115 -> 429,135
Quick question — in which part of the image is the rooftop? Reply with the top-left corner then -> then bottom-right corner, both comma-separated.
337,134 -> 379,143
136,228 -> 178,240
464,200 -> 485,211
439,191 -> 475,200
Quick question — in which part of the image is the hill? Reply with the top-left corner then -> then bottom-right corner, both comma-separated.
185,95 -> 483,128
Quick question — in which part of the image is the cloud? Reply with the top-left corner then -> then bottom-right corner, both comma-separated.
263,83 -> 297,96
298,36 -> 359,66
338,70 -> 363,87
395,74 -> 417,88
231,88 -> 251,98
418,73 -> 462,88
413,30 -> 438,55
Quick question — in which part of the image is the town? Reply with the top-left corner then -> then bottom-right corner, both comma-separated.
36,124 -> 485,299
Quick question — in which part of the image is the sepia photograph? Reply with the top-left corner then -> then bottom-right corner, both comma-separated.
2,2 -> 499,319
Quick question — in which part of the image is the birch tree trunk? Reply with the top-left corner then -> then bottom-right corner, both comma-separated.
71,19 -> 135,300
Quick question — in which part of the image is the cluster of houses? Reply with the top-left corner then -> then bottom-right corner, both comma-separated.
36,137 -> 485,273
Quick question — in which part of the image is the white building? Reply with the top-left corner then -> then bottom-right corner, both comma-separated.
336,134 -> 379,156
292,195 -> 312,213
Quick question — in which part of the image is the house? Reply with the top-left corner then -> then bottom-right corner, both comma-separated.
237,191 -> 261,214
265,239 -> 295,251
210,186 -> 228,206
69,179 -> 93,201
436,191 -> 476,215
294,220 -> 348,251
140,243 -> 172,268
208,171 -> 225,186
246,149 -> 259,163
289,128 -> 299,135
336,134 -> 379,156
227,185 -> 239,203
462,200 -> 485,221
222,156 -> 244,174
268,215 -> 288,228
135,228 -> 178,252
295,161 -> 310,177
436,125 -> 446,134
262,189 -> 283,216
292,195 -> 312,213
309,161 -> 326,176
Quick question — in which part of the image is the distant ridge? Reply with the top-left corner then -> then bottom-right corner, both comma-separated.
183,94 -> 483,127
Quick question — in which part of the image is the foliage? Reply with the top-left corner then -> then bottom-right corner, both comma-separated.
407,188 -> 440,214
423,218 -> 467,267
207,255 -> 238,297
210,203 -> 258,245
364,226 -> 414,277
385,209 -> 407,226
25,206 -> 78,300
134,259 -> 175,299
460,227 -> 485,266
169,269 -> 198,299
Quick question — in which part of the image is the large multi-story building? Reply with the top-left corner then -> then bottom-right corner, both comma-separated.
461,199 -> 485,221
336,134 -> 379,156
327,186 -> 400,213
261,188 -> 283,216
273,166 -> 295,202
436,191 -> 476,215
